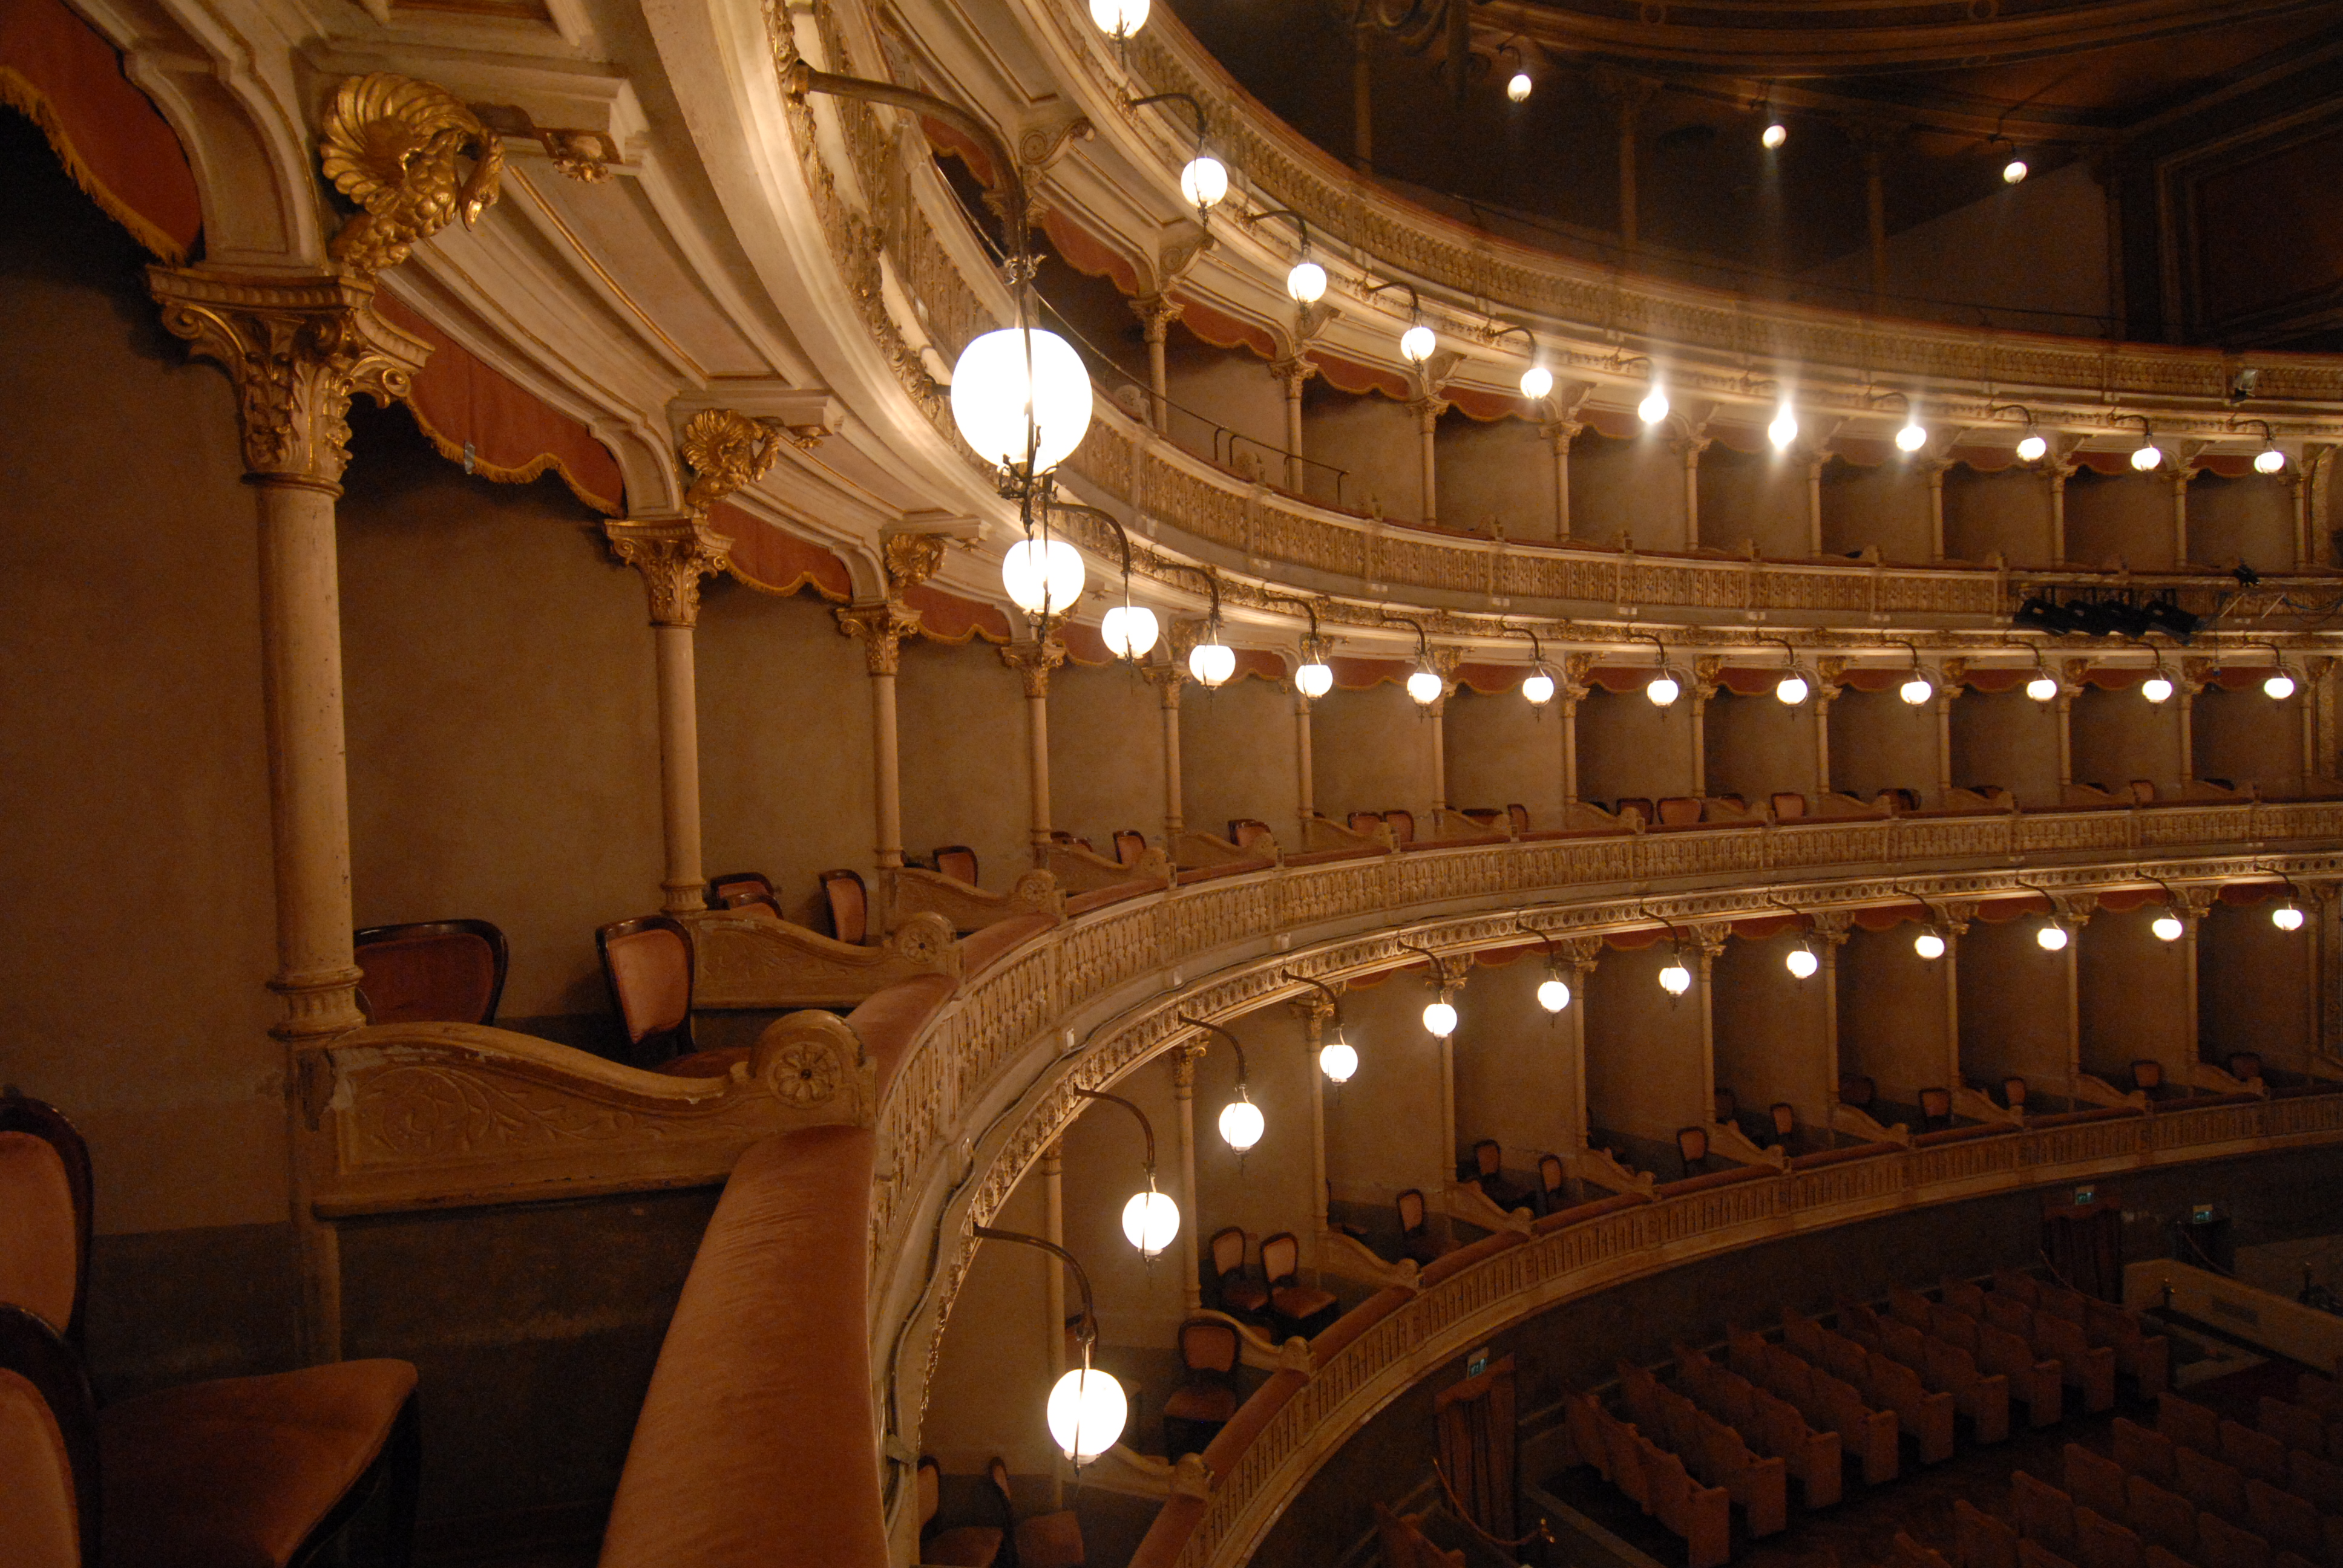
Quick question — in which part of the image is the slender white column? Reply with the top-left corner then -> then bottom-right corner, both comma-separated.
1294,690 -> 1316,841
1172,1044 -> 1204,1313
1133,296 -> 1182,435
1411,395 -> 1449,525
652,624 -> 706,910
1153,667 -> 1185,844
1295,995 -> 1335,1269
1545,419 -> 1579,541
1003,636 -> 1066,866
2172,468 -> 2193,566
1274,358 -> 1316,493
837,599 -> 920,929
1807,455 -> 1826,557
1925,459 -> 1949,563
2050,463 -> 2073,564
1429,696 -> 1448,812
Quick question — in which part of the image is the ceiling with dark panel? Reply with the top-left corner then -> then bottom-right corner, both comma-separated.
1166,0 -> 2343,344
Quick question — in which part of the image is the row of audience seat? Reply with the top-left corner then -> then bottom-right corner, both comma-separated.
1205,1229 -> 1337,1340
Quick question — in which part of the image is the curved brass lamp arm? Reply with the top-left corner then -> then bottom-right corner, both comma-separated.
1128,91 -> 1208,143
785,65 -> 1028,267
1161,561 -> 1222,622
1177,1013 -> 1248,1082
1383,613 -> 1431,662
1242,207 -> 1312,255
972,1226 -> 1098,1344
1394,938 -> 1456,990
1070,1087 -> 1157,1173
1513,624 -> 1547,666
1284,969 -> 1344,1020
1263,593 -> 1323,641
1046,500 -> 1137,584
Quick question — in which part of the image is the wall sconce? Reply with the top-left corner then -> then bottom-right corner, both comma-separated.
1289,972 -> 1355,1083
2141,876 -> 2189,942
1051,501 -> 1155,659
1366,281 -> 1434,364
2259,644 -> 2298,701
1771,901 -> 1819,979
1894,641 -> 1934,705
1387,615 -> 1444,706
2264,868 -> 2309,932
2121,413 -> 2163,472
1397,939 -> 1460,1034
2018,883 -> 2069,950
2026,649 -> 2060,704
1267,594 -> 1334,699
1515,625 -> 1557,707
1130,93 -> 1225,212
1518,922 -> 1571,1013
1870,388 -> 1925,454
1641,632 -> 1683,707
1768,398 -> 1800,452
1619,354 -> 1668,426
1240,207 -> 1326,305
1167,564 -> 1234,688
2141,660 -> 2174,704
1991,403 -> 2049,464
1639,909 -> 1693,997
1180,1014 -> 1263,1152
1072,1086 -> 1179,1261
971,1226 -> 1127,1463
1768,637 -> 1810,705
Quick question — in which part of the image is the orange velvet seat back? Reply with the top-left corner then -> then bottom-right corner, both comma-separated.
0,1365 -> 79,1568
606,927 -> 690,1044
0,1135 -> 77,1337
354,925 -> 503,1025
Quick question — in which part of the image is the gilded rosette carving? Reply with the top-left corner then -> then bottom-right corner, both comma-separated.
147,269 -> 433,485
320,74 -> 504,279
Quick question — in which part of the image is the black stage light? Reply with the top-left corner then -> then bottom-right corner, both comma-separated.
2145,596 -> 2201,642
2105,600 -> 2155,639
2068,599 -> 2122,637
2013,595 -> 2076,635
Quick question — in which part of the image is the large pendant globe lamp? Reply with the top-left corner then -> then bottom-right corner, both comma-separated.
973,1226 -> 1128,1465
1074,1087 -> 1179,1261
951,327 -> 1093,478
1182,1014 -> 1266,1155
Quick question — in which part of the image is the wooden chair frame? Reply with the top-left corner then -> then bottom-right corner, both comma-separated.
353,918 -> 510,1026
595,914 -> 697,1063
1,1089 -> 93,1345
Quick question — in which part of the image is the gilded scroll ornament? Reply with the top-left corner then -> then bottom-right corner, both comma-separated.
883,532 -> 948,591
320,74 -> 504,279
680,408 -> 789,517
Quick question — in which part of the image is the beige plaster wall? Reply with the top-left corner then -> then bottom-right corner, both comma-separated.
1703,690 -> 1820,804
2189,472 -> 2297,574
1828,688 -> 1941,801
1957,918 -> 2075,1087
1434,411 -> 1553,537
2199,904 -> 2314,1074
1309,682 -> 1435,819
1449,961 -> 1580,1175
2068,686 -> 2184,795
1697,443 -> 1809,558
1837,927 -> 1955,1106
2065,469 -> 2176,570
2194,687 -> 2304,794
1066,1054 -> 1188,1348
1182,675 -> 1300,842
696,581 -> 874,930
0,154 -> 281,1232
1442,687 -> 1567,820
897,634 -> 1033,887
1323,978 -> 1450,1207
1570,428 -> 1688,550
1950,690 -> 2063,805
1577,687 -> 1697,803
1584,946 -> 1708,1146
1711,936 -> 1832,1126
1191,1005 -> 1317,1287
2077,907 -> 2193,1089
1301,387 -> 1423,521
923,1178 -> 1055,1474
1163,341 -> 1286,482
1943,466 -> 2054,567
339,411 -> 663,1032
1050,660 -> 1167,850
1821,459 -> 1934,563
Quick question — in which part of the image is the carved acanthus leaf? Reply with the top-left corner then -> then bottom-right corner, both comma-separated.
606,518 -> 733,627
320,74 -> 504,279
680,409 -> 788,518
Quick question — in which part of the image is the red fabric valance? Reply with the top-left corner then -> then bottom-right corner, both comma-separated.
903,583 -> 1012,644
1851,903 -> 1931,930
712,502 -> 851,601
1731,913 -> 1804,941
1305,348 -> 1411,402
1961,667 -> 2039,694
1971,893 -> 2053,922
1328,656 -> 1409,691
1172,294 -> 1276,360
1,0 -> 201,261
2218,881 -> 2288,906
2096,888 -> 2167,913
375,290 -> 627,515
1040,208 -> 1139,295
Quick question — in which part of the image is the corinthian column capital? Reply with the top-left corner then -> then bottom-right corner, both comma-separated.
1001,632 -> 1069,697
606,517 -> 734,627
146,269 -> 432,487
836,598 -> 923,675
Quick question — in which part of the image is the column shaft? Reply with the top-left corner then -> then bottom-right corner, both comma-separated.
1160,679 -> 1185,843
1295,693 -> 1315,842
1173,1052 -> 1202,1313
871,671 -> 902,872
654,622 -> 707,912
1028,687 -> 1052,864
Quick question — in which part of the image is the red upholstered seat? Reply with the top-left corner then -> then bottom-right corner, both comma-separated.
1263,1232 -> 1336,1334
934,845 -> 979,885
1,1361 -> 81,1568
599,915 -> 697,1063
1209,1227 -> 1267,1316
1112,829 -> 1148,866
0,1132 -> 80,1338
819,869 -> 868,945
354,920 -> 506,1024
97,1360 -> 418,1568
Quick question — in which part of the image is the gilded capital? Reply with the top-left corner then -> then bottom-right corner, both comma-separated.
836,599 -> 923,675
1408,395 -> 1451,431
1132,294 -> 1184,342
606,517 -> 733,627
1270,356 -> 1319,394
320,74 -> 503,279
1170,1038 -> 1207,1090
147,268 -> 432,485
1000,633 -> 1068,697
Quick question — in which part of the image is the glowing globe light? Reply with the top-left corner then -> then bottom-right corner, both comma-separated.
1218,1094 -> 1263,1152
951,328 -> 1095,474
2016,433 -> 2048,463
1522,670 -> 1556,705
1101,603 -> 1160,660
2151,912 -> 2185,942
1089,0 -> 1148,36
1776,673 -> 1810,705
1521,364 -> 1555,400
2027,674 -> 2060,703
2003,158 -> 2029,185
1900,675 -> 1933,705
1658,959 -> 1693,996
1002,537 -> 1088,615
1647,672 -> 1682,707
1537,975 -> 1571,1013
1896,416 -> 1928,453
1121,1187 -> 1179,1259
1768,405 -> 1800,451
1287,260 -> 1327,305
2273,902 -> 2307,932
1188,640 -> 1236,688
1761,123 -> 1787,150
1508,71 -> 1533,102
1406,668 -> 1444,705
1319,1036 -> 1358,1084
1422,999 -> 1458,1037
2256,447 -> 2287,475
1295,661 -> 1334,699
1913,929 -> 1947,960
2037,921 -> 2069,952
2141,675 -> 2174,704
1400,324 -> 1436,364
1639,386 -> 1671,425
1786,946 -> 1820,979
2266,670 -> 2298,701
2131,442 -> 2163,472
1047,1366 -> 1128,1465
1179,155 -> 1228,209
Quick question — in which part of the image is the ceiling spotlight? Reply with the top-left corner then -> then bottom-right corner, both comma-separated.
1286,260 -> 1327,305
1318,1031 -> 1357,1084
1786,943 -> 1819,980
1179,155 -> 1228,209
1536,971 -> 1571,1013
2027,672 -> 2060,703
1101,603 -> 1159,660
1658,955 -> 1693,996
1913,928 -> 1947,961
1508,70 -> 1533,102
1188,637 -> 1236,688
1422,996 -> 1458,1037
2003,157 -> 2030,185
2273,900 -> 2306,932
1522,668 -> 1556,705
1295,658 -> 1333,699
1762,122 -> 1787,150
1768,404 -> 1799,451
1089,0 -> 1149,38
2142,671 -> 2174,704
1520,364 -> 1555,401
2152,910 -> 2184,942
2017,432 -> 2048,463
2037,918 -> 2069,952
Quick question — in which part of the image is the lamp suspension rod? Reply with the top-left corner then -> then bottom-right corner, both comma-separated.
972,1225 -> 1098,1343
786,65 -> 1029,270
1070,1086 -> 1158,1172
1176,1013 -> 1248,1081
1127,91 -> 1209,141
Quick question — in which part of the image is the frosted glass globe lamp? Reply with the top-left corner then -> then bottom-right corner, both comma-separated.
2037,921 -> 2069,952
1002,538 -> 1087,616
1295,660 -> 1334,699
1786,944 -> 1819,979
1406,668 -> 1443,705
1217,1090 -> 1263,1153
1287,260 -> 1327,305
2274,901 -> 2306,932
1658,958 -> 1693,996
1768,405 -> 1799,451
1537,973 -> 1571,1013
1319,1034 -> 1358,1084
2141,674 -> 2174,704
1089,0 -> 1148,37
1522,670 -> 1556,706
1520,365 -> 1554,400
1179,155 -> 1228,209
1121,1183 -> 1179,1259
1422,998 -> 1458,1037
1914,929 -> 1947,960
2151,912 -> 2184,942
2266,670 -> 2297,700
1101,603 -> 1158,660
2016,433 -> 2048,463
951,328 -> 1093,475
1188,639 -> 1236,688
1647,672 -> 1681,707
1047,1365 -> 1127,1465
1400,324 -> 1436,364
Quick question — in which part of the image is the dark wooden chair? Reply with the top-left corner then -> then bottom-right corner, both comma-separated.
1713,1088 -> 1737,1126
1769,1102 -> 1797,1149
1657,795 -> 1704,826
1615,797 -> 1654,828
1469,1139 -> 1532,1212
2002,1076 -> 2029,1112
1675,1126 -> 1709,1178
916,1455 -> 1004,1567
934,845 -> 980,885
0,1088 -> 93,1347
1112,829 -> 1148,866
1507,803 -> 1530,834
2228,1052 -> 2264,1083
1839,1073 -> 1876,1111
1228,818 -> 1275,852
353,919 -> 508,1025
1538,1153 -> 1567,1214
1209,1227 -> 1267,1318
596,915 -> 698,1065
1382,809 -> 1416,844
1398,1187 -> 1443,1266
1162,1318 -> 1240,1456
819,868 -> 869,944
708,871 -> 775,909
1919,1086 -> 1953,1130
2126,779 -> 2158,803
1771,791 -> 1809,821
1348,810 -> 1383,837
1263,1232 -> 1337,1339
0,1301 -> 100,1568
2131,1060 -> 2163,1096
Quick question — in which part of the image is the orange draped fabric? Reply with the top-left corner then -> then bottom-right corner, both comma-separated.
1731,913 -> 1805,941
1,0 -> 202,261
1971,893 -> 2053,921
1170,294 -> 1277,359
2096,888 -> 2167,913
1305,348 -> 1411,402
711,503 -> 852,601
902,583 -> 1012,644
1962,667 -> 2039,694
373,290 -> 628,515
